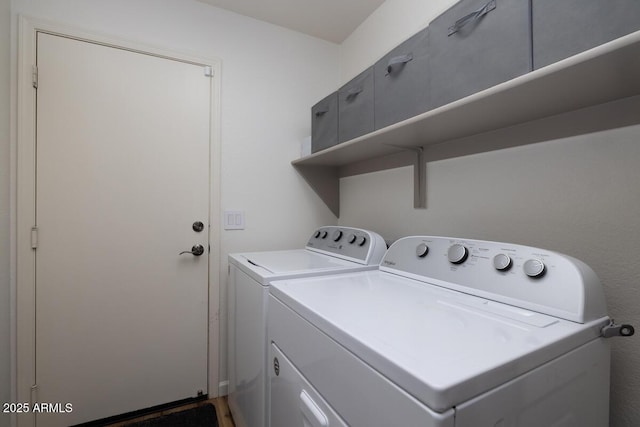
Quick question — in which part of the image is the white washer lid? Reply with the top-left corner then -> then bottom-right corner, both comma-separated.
270,270 -> 608,412
229,250 -> 371,284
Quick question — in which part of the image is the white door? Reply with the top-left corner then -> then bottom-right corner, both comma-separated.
35,33 -> 211,426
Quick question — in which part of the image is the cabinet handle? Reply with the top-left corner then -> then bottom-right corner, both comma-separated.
385,53 -> 413,76
448,0 -> 496,36
315,109 -> 328,117
299,390 -> 328,427
345,86 -> 363,100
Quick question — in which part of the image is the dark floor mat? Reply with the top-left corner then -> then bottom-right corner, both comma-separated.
126,404 -> 218,427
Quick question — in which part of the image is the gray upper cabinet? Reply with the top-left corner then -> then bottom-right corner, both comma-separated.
374,28 -> 430,130
428,0 -> 532,109
311,92 -> 338,153
338,67 -> 375,143
299,0 -> 640,216
532,0 -> 640,69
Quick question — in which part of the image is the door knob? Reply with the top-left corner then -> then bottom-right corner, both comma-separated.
179,244 -> 205,256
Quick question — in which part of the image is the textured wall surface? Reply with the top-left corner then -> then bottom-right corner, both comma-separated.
339,126 -> 640,426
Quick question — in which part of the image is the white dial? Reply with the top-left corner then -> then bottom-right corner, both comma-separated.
357,236 -> 367,246
523,259 -> 545,278
320,231 -> 328,239
493,253 -> 512,271
314,230 -> 321,238
416,243 -> 429,258
447,244 -> 468,264
332,230 -> 343,242
347,234 -> 357,244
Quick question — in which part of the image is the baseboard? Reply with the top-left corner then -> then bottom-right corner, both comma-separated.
218,380 -> 229,396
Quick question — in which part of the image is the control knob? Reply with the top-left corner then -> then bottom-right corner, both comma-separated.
523,259 -> 545,278
332,230 -> 343,242
448,244 -> 468,264
416,243 -> 429,258
356,236 -> 367,246
493,254 -> 512,271
314,230 -> 321,238
347,234 -> 357,244
320,231 -> 328,239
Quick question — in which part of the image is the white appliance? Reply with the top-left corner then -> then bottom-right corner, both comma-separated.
227,226 -> 387,427
268,236 -> 634,427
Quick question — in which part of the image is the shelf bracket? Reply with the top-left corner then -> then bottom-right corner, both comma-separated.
293,164 -> 340,217
383,144 -> 426,209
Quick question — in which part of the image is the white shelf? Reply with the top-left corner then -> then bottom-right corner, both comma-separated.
293,31 -> 640,217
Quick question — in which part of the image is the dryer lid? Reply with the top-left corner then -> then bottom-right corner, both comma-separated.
229,250 -> 368,284
270,270 -> 609,412
243,250 -> 357,273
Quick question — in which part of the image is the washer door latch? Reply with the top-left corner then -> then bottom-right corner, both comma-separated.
601,320 -> 635,338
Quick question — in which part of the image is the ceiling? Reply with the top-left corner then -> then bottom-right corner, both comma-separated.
195,0 -> 386,43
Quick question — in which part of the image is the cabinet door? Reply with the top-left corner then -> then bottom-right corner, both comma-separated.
338,67 -> 374,143
374,28 -> 430,129
428,0 -> 532,108
270,344 -> 348,427
311,92 -> 339,153
532,0 -> 640,69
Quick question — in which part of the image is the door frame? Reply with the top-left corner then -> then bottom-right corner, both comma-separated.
15,16 -> 222,426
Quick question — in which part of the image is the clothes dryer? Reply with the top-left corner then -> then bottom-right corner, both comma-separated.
227,226 -> 386,427
269,236 -> 633,427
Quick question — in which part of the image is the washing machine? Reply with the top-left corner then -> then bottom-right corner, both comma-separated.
227,226 -> 387,427
268,236 -> 634,427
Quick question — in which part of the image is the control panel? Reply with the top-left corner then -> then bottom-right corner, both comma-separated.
305,226 -> 387,265
380,236 -> 607,323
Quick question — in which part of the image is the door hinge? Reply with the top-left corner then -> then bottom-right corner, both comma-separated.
204,66 -> 213,77
32,65 -> 38,89
30,384 -> 38,405
601,319 -> 635,338
31,226 -> 38,249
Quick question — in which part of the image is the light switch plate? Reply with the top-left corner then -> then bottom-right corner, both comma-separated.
224,210 -> 245,230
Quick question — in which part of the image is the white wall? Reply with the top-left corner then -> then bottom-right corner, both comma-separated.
1,0 -> 11,425
339,1 -> 640,425
9,0 -> 339,400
